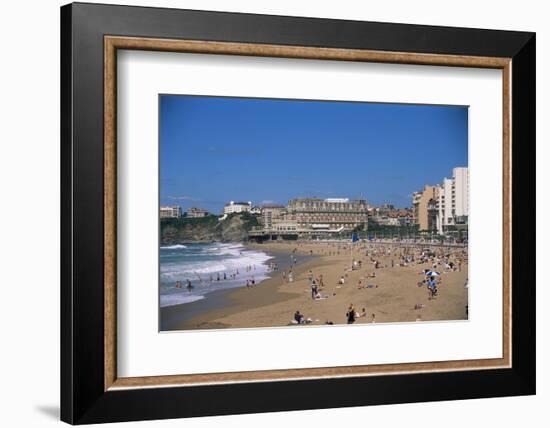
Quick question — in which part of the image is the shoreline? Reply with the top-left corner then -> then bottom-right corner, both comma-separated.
161,240 -> 468,331
160,247 -> 315,330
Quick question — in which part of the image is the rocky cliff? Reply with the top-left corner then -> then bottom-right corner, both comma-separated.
160,213 -> 259,244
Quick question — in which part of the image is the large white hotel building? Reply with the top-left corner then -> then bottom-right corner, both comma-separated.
286,197 -> 369,231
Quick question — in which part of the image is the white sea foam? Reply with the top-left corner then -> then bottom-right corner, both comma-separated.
161,263 -> 229,276
204,243 -> 244,257
160,244 -> 188,250
161,244 -> 272,276
159,242 -> 275,307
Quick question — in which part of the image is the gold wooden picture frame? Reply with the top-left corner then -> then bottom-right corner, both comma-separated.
104,36 -> 511,391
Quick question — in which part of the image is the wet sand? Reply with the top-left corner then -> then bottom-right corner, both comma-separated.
165,240 -> 468,331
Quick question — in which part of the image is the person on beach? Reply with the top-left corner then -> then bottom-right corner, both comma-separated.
294,310 -> 304,324
428,278 -> 438,299
311,280 -> 318,300
346,304 -> 356,324
186,279 -> 193,291
314,290 -> 325,300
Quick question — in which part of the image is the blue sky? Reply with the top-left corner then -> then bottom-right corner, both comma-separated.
160,95 -> 467,213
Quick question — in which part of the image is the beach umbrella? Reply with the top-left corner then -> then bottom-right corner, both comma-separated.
426,271 -> 440,277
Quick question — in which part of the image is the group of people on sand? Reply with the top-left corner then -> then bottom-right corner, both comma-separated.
292,305 -> 375,326
420,271 -> 440,299
279,253 -> 300,283
293,310 -> 312,325
282,268 -> 294,283
427,276 -> 439,299
361,243 -> 466,268
356,279 -> 378,290
346,303 -> 375,324
416,269 -> 442,299
264,240 -> 467,327
309,273 -> 326,300
289,269 -> 293,282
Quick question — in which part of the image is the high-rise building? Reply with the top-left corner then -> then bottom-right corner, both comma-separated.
412,186 -> 438,231
436,167 -> 469,233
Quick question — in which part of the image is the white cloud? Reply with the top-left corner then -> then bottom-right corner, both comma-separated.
167,195 -> 197,201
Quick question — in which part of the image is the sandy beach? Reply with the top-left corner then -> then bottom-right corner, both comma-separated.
164,240 -> 468,331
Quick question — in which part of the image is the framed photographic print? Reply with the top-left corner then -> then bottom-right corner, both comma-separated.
60,2 -> 536,424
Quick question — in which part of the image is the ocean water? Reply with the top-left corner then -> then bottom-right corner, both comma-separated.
159,242 -> 274,307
